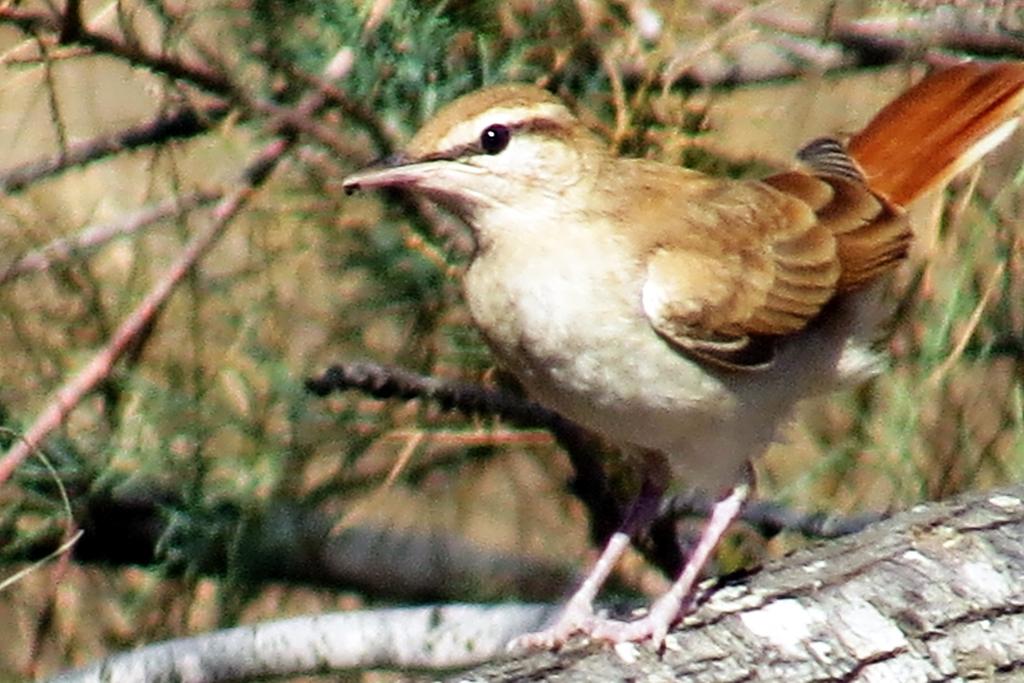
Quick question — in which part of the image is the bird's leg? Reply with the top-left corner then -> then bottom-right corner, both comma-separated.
506,479 -> 664,652
587,480 -> 752,648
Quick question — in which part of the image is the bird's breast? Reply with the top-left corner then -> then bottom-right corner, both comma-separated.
462,220 -> 733,454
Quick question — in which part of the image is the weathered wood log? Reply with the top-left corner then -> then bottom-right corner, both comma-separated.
48,484 -> 1024,682
459,484 -> 1024,682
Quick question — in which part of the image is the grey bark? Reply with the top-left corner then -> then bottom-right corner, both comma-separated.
48,484 -> 1024,682
463,484 -> 1024,682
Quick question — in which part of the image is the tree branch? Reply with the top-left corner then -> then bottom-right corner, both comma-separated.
45,484 -> 1024,682
5,482 -> 574,603
0,190 -> 221,284
0,53 -> 354,487
48,604 -> 555,683
0,102 -> 231,193
661,2 -> 1024,87
0,6 -> 233,94
305,362 -> 883,554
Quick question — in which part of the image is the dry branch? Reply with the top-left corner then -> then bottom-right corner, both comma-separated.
0,103 -> 231,193
466,486 -> 1024,682
0,5 -> 233,94
8,483 -> 574,603
663,2 -> 1024,87
46,483 -> 1024,682
307,362 -> 885,547
0,53 -> 354,486
0,189 -> 221,284
48,604 -> 554,683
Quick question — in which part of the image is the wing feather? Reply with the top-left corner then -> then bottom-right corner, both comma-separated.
627,139 -> 909,371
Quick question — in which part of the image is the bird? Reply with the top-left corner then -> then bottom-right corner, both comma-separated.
342,61 -> 1024,650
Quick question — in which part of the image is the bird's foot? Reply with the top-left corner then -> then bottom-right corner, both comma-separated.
506,598 -> 598,652
510,482 -> 749,653
585,595 -> 684,649
508,593 -> 684,652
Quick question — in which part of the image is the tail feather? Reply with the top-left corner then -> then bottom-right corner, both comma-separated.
849,62 -> 1024,207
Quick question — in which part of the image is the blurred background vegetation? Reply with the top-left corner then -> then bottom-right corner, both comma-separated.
0,0 -> 1022,679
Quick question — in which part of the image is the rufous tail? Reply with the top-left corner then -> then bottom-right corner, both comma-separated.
849,61 -> 1024,207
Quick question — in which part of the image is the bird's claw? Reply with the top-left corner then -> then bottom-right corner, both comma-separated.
508,601 -> 677,652
506,601 -> 598,652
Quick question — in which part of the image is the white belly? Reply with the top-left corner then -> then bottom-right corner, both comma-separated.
463,224 -> 882,493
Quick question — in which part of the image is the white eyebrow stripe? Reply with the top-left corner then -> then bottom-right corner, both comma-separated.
436,103 -> 571,152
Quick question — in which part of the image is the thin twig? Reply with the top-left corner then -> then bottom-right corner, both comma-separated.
0,164 -> 265,486
306,361 -> 625,551
331,431 -> 426,533
0,102 -> 232,193
0,189 -> 221,285
0,6 -> 233,94
927,263 -> 1008,387
0,52 -> 355,487
0,24 -> 356,190
306,362 -> 887,544
254,45 -> 398,154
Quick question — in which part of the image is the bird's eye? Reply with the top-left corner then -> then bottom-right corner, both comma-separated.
480,124 -> 511,154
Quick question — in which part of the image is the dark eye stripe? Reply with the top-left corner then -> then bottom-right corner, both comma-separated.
418,117 -> 570,163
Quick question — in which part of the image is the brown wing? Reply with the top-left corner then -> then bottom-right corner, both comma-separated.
634,140 -> 909,370
638,63 -> 1024,371
639,177 -> 840,370
770,138 -> 911,292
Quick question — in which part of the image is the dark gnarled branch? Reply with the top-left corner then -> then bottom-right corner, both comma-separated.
305,362 -> 883,558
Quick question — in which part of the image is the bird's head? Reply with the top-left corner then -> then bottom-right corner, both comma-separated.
343,84 -> 603,223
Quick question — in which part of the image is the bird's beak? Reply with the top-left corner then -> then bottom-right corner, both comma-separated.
343,153 -> 434,194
